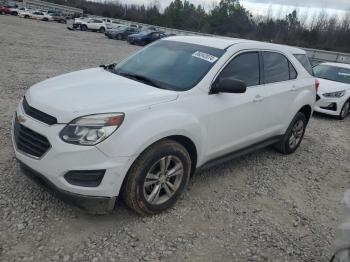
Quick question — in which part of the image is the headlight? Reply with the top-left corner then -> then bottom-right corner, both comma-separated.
323,90 -> 346,98
60,113 -> 124,146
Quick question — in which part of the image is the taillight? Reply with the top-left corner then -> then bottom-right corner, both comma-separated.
315,79 -> 320,92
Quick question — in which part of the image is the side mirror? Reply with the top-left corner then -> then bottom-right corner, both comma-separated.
211,78 -> 247,94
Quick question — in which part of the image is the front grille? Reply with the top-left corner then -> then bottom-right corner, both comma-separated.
23,97 -> 57,125
14,121 -> 51,158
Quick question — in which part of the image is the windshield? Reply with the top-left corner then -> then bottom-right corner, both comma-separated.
113,40 -> 225,91
314,64 -> 350,84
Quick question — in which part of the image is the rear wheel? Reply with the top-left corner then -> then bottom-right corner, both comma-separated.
117,34 -> 123,40
338,100 -> 350,120
12,11 -> 18,16
122,139 -> 191,216
275,112 -> 307,154
99,27 -> 105,33
24,15 -> 29,19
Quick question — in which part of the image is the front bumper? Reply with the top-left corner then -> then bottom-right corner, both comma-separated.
314,94 -> 347,116
11,102 -> 136,211
19,162 -> 116,214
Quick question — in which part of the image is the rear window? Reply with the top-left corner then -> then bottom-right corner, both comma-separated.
294,54 -> 313,75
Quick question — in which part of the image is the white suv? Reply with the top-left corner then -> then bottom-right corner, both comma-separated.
12,36 -> 316,215
80,18 -> 108,33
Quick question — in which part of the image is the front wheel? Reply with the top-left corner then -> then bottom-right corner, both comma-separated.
274,112 -> 307,154
117,34 -> 123,40
80,25 -> 87,31
99,27 -> 105,33
122,140 -> 191,216
338,100 -> 350,120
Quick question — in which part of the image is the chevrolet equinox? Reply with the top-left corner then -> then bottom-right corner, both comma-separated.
12,36 -> 316,215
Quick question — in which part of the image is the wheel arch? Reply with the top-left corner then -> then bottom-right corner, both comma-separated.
298,104 -> 312,123
165,135 -> 198,176
119,134 -> 198,199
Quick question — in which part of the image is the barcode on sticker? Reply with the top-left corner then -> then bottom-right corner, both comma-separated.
192,51 -> 218,63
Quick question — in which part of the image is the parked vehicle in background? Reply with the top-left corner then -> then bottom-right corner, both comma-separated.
12,36 -> 316,215
50,12 -> 67,23
314,62 -> 350,120
18,8 -> 32,18
80,18 -> 107,33
72,17 -> 88,29
7,5 -> 23,16
29,11 -> 53,21
129,24 -> 142,30
106,20 -> 123,30
0,6 -> 11,15
105,26 -> 140,40
127,31 -> 167,46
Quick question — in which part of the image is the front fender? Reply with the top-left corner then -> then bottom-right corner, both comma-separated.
96,103 -> 206,166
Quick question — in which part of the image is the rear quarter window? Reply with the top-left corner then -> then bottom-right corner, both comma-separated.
294,54 -> 313,75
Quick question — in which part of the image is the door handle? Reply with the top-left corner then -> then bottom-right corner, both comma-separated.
291,85 -> 298,92
253,95 -> 263,102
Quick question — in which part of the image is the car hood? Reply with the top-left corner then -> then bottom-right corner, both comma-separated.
317,78 -> 350,94
26,68 -> 179,123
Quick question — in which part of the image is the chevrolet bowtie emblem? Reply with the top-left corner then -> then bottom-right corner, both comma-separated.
16,114 -> 26,124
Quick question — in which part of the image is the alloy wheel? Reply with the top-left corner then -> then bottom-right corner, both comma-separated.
143,155 -> 184,205
289,120 -> 304,149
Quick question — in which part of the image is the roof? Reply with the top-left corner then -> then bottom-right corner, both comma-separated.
165,36 -> 306,54
321,62 -> 350,70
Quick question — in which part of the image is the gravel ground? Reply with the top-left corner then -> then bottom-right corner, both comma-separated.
1,15 -> 350,262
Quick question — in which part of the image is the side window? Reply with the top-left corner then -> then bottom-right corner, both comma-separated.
262,52 -> 290,84
219,52 -> 260,87
294,54 -> 313,75
289,62 -> 298,80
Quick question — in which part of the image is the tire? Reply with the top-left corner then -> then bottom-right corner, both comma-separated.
24,15 -> 29,19
99,27 -> 105,33
42,18 -> 48,21
117,34 -> 123,40
274,112 -> 307,155
80,25 -> 87,31
338,99 -> 350,120
12,11 -> 18,16
122,139 -> 191,216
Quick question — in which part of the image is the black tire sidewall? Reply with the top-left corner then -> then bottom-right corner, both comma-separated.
133,143 -> 191,214
339,100 -> 350,120
283,113 -> 307,154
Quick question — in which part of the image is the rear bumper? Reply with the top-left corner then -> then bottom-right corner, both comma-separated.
19,161 -> 116,214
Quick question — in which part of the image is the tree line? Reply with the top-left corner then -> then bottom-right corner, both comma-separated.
48,0 -> 350,53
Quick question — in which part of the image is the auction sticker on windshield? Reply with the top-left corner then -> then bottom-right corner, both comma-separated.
192,51 -> 218,63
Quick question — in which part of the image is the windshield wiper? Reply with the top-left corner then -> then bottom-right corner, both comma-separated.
115,71 -> 166,89
100,63 -> 116,71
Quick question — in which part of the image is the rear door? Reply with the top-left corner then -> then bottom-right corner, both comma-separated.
259,51 -> 300,131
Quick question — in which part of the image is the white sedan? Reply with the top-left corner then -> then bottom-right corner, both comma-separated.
314,62 -> 350,120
